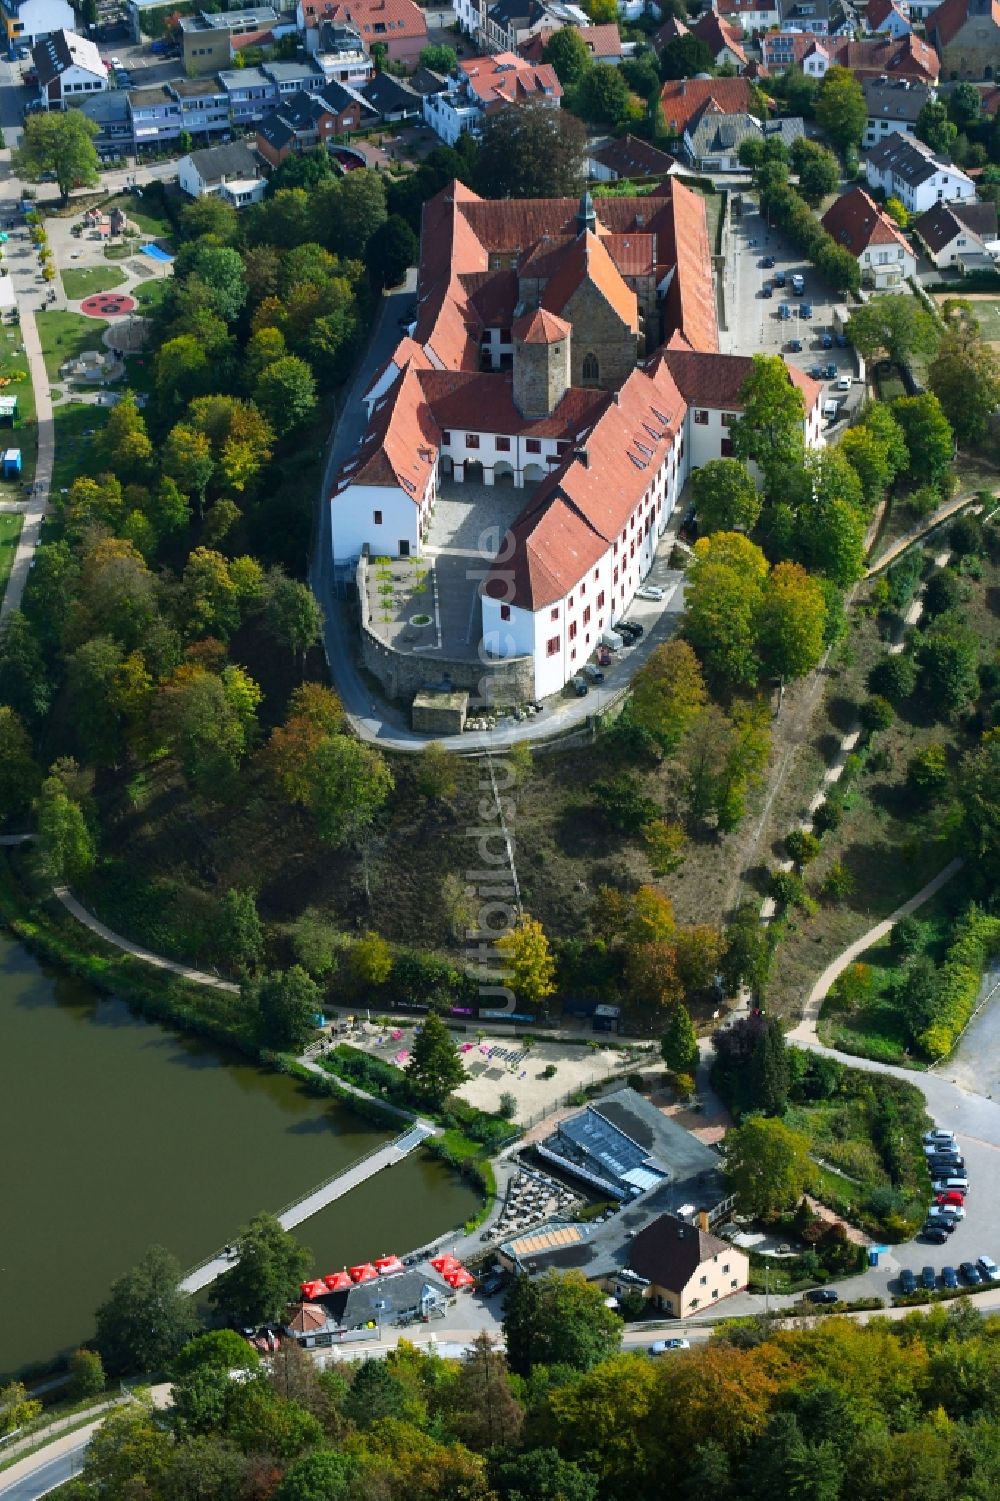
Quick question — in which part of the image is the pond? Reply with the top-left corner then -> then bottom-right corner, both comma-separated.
0,933 -> 479,1378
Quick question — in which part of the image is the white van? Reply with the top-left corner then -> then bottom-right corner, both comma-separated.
600,628 -> 623,651
823,399 -> 839,422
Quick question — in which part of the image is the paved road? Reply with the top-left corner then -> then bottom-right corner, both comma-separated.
945,965 -> 1000,1101
0,1440 -> 87,1500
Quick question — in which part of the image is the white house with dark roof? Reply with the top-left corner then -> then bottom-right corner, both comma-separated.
32,28 -> 106,110
176,141 -> 266,205
913,199 -> 1000,267
822,184 -> 917,286
861,75 -> 930,149
1,0 -> 73,48
865,130 -> 975,212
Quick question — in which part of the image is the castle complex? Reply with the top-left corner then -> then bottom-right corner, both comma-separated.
330,179 -> 825,701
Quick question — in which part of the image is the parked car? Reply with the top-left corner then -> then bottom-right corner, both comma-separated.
921,1266 -> 937,1290
924,1130 -> 957,1146
761,255 -> 775,268
479,1273 -> 507,1297
929,1203 -> 965,1220
835,332 -> 850,348
806,1287 -> 840,1304
774,270 -> 786,287
835,374 -> 852,392
930,1157 -> 965,1175
110,54 -> 122,66
788,338 -> 802,352
936,1191 -> 966,1207
778,303 -> 791,320
823,363 -> 837,380
978,1255 -> 999,1280
791,273 -> 805,294
582,662 -> 604,683
934,1177 -> 970,1194
820,333 -> 834,350
960,1261 -> 983,1285
620,620 -> 644,641
823,400 -> 840,422
650,1338 -> 690,1353
899,1269 -> 918,1294
761,283 -> 773,298
808,365 -> 824,379
921,1226 -> 949,1244
571,675 -> 589,697
943,1266 -> 959,1289
636,583 -> 664,602
801,302 -> 813,319
679,506 -> 698,541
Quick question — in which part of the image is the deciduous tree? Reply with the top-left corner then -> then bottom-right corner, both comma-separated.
927,317 -> 1000,445
724,1116 -> 812,1216
502,1270 -> 622,1377
730,355 -> 805,488
252,966 -> 321,1052
477,100 -> 586,199
629,638 -> 707,751
685,532 -> 768,685
846,295 -> 939,367
94,1245 -> 197,1375
756,561 -> 827,682
542,25 -> 593,86
14,109 -> 99,200
496,914 -> 556,1008
815,66 -> 866,149
660,1003 -> 699,1074
691,457 -> 761,535
0,706 -> 40,816
254,355 -> 317,437
210,1213 -> 311,1328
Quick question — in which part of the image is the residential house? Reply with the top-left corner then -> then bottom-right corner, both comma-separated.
913,198 -> 1000,265
179,7 -> 283,77
716,0 -> 782,34
360,68 -> 423,118
778,0 -> 853,34
423,52 -> 561,145
927,0 -> 1000,80
311,20 -> 373,85
32,29 -> 106,110
518,21 -> 623,66
861,74 -> 930,148
298,0 -> 428,67
284,1270 -> 453,1348
218,66 -> 277,125
827,32 -> 940,81
256,79 -> 376,163
170,77 -> 232,141
177,140 -> 267,205
867,0 -> 913,34
476,0 -> 589,54
129,84 -> 183,147
587,133 -> 675,181
1,0 -> 73,50
762,30 -> 828,69
865,129 -> 976,210
618,1215 -> 750,1316
78,90 -> 133,155
262,58 -> 329,99
822,184 -> 917,285
658,75 -> 755,136
690,9 -> 748,68
684,104 -> 805,171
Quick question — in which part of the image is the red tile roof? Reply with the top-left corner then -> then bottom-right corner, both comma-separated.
830,33 -> 939,81
513,307 -> 571,343
339,364 -> 441,494
541,230 -> 639,333
422,369 -> 602,438
867,0 -> 909,29
664,179 -> 719,356
519,21 -> 622,64
663,348 -> 820,415
659,77 -> 754,134
691,10 -> 748,65
302,0 -> 427,41
821,185 -> 912,259
459,52 -> 562,107
928,0 -> 1000,49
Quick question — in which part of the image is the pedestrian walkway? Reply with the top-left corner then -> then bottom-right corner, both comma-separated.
53,886 -> 239,993
1,309 -> 52,620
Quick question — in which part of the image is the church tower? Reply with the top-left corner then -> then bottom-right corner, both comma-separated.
512,307 -> 571,418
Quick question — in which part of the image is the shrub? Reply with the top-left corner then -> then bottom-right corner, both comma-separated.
922,568 -> 962,619
820,860 -> 855,903
627,1071 -> 646,1092
916,908 -> 1000,1060
867,653 -> 916,703
498,1091 -> 518,1120
891,915 -> 928,960
949,513 -> 985,557
860,696 -> 894,732
831,962 -> 873,1011
907,743 -> 949,799
673,1071 -> 695,1099
786,829 -> 821,866
812,799 -> 842,835
542,1063 -> 557,1079
885,551 -> 923,612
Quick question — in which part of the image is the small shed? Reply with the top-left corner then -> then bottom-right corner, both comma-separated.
0,394 -> 18,425
2,447 -> 22,478
412,689 -> 467,735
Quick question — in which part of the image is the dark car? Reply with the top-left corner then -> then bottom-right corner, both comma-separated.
836,332 -> 850,347
774,270 -> 786,287
820,333 -> 834,350
921,1266 -> 937,1290
960,1262 -> 983,1285
806,1287 -> 839,1304
619,621 -> 644,642
762,283 -> 773,298
942,1266 -> 959,1289
899,1269 -> 918,1294
762,255 -> 775,268
679,506 -> 698,542
921,1225 -> 950,1244
479,1273 -> 507,1297
808,365 -> 824,379
824,363 -> 837,379
801,302 -> 813,319
788,338 -> 802,352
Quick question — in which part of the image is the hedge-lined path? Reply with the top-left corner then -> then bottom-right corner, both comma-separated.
53,885 -> 239,993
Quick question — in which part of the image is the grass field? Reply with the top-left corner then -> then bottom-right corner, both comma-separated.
932,293 -> 1000,346
133,277 -> 170,311
106,192 -> 172,241
60,264 -> 126,300
51,403 -> 108,492
37,310 -> 108,381
0,325 -> 37,486
0,512 -> 23,601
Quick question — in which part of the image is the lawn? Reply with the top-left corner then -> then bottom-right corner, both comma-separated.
106,191 -> 172,241
37,310 -> 108,381
0,512 -> 23,601
60,264 -> 126,300
133,277 -> 171,311
931,293 -> 1000,347
0,324 -> 38,485
50,402 -> 108,493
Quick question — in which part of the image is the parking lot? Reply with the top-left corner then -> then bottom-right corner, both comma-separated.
724,197 -> 864,434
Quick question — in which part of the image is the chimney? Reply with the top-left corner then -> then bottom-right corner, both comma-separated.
576,447 -> 589,467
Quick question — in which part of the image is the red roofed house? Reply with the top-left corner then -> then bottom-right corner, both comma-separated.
296,0 -> 427,66
658,76 -> 755,135
927,0 -> 1000,79
690,10 -> 749,68
330,180 -> 825,703
716,0 -> 781,32
519,23 -> 622,65
422,52 -> 561,144
867,0 -> 913,35
828,32 -> 940,81
822,185 -> 917,286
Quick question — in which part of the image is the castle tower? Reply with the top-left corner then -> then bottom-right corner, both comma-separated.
512,307 -> 571,419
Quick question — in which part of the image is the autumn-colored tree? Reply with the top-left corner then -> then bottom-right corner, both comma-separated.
756,561 -> 828,683
349,930 -> 393,987
496,914 -> 556,1008
629,639 -> 707,752
685,532 -> 768,686
266,684 -> 345,804
674,924 -> 725,994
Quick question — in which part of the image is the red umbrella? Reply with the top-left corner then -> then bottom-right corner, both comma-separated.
324,1271 -> 353,1292
444,1266 -> 475,1288
300,1279 -> 328,1300
431,1254 -> 459,1274
349,1263 -> 378,1283
375,1254 -> 404,1276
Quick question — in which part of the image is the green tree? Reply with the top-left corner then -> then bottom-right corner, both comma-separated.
916,619 -> 979,720
629,638 -> 707,752
730,354 -> 805,487
659,32 -> 714,81
171,1329 -> 262,1381
68,1348 -> 106,1401
724,1116 -> 812,1217
349,929 -> 393,986
477,100 -> 586,199
180,547 -> 241,640
502,1270 -> 622,1377
447,1333 -> 524,1452
660,1003 -> 699,1074
37,769 -> 95,883
14,109 -> 99,200
254,355 -> 317,437
276,1450 -> 358,1501
163,422 -> 215,509
329,169 -> 387,258
496,914 -> 556,1009
252,965 -> 321,1052
0,611 -> 51,724
684,532 -> 768,686
265,571 -> 322,671
957,734 -> 1000,885
419,43 -> 458,72
885,195 -> 908,228
691,458 -> 761,535
94,1245 -> 197,1376
210,1212 -> 311,1328
846,295 -> 940,367
218,887 -> 265,975
815,66 -> 866,150
916,95 -> 958,155
543,26 -> 593,86
790,137 -> 840,205
928,318 -> 1000,446
80,1398 -> 173,1498
950,81 -> 982,128
95,390 -> 153,480
720,901 -> 773,1001
749,1016 -> 789,1115
367,214 -> 418,290
892,392 -> 954,487
0,1382 -> 42,1435
0,706 -> 40,817
578,63 -> 633,126
417,739 -> 459,801
838,424 -> 893,510
298,734 -> 394,848
178,243 -> 247,324
405,1010 -> 466,1106
179,192 -> 239,242
756,561 -> 827,682
153,665 -> 260,797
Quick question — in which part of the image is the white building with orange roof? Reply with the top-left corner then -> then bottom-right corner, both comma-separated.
422,52 -> 561,144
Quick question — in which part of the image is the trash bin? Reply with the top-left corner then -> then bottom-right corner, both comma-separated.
868,1249 -> 880,1267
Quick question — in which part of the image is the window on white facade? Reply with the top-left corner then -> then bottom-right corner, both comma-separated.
500,604 -> 510,621
694,409 -> 708,424
373,510 -> 382,524
546,635 -> 559,656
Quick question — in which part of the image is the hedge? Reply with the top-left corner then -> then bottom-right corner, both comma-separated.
917,907 -> 1000,1060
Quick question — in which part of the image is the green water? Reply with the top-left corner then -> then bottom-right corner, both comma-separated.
0,933 -> 479,1378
